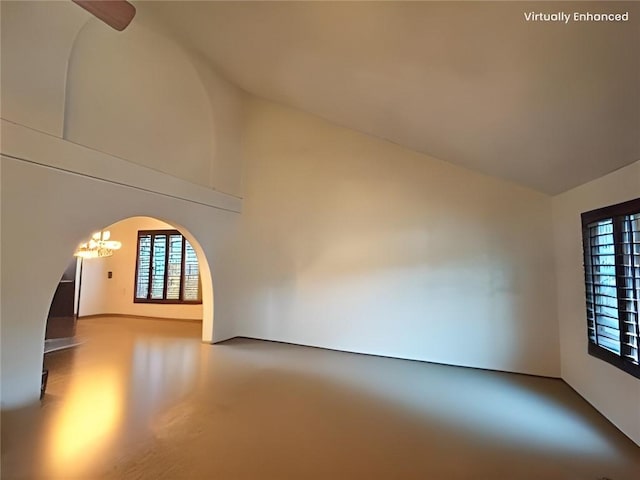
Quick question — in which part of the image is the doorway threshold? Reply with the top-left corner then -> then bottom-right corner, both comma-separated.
44,337 -> 82,354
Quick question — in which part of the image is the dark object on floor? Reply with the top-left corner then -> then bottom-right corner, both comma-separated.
40,369 -> 48,398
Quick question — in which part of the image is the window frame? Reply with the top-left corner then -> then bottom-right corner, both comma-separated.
133,229 -> 202,305
581,197 -> 640,379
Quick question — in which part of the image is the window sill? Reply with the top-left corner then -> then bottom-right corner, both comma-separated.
588,343 -> 640,379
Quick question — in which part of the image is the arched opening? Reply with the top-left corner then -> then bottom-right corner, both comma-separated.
45,216 -> 214,342
1,152 -> 237,410
41,216 -> 215,398
36,219 -> 214,476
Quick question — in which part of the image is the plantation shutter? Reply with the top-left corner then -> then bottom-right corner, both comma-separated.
150,234 -> 167,299
582,198 -> 640,378
136,234 -> 152,299
134,230 -> 201,303
584,219 -> 620,354
620,214 -> 640,364
166,234 -> 183,300
183,240 -> 200,301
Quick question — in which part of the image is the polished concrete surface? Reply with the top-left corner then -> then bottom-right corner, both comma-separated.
2,316 -> 639,479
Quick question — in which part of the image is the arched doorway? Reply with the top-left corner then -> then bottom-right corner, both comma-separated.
44,215 -> 214,348
1,153 -> 238,411
40,216 -> 215,400
36,216 -> 212,476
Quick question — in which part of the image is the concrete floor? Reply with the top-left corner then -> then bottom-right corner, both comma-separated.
1,316 -> 638,479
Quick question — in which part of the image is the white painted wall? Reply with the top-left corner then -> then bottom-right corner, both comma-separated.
231,99 -> 560,377
0,1 -> 88,136
64,18 -> 212,189
179,43 -> 247,196
552,161 -> 640,446
7,2 -> 635,448
1,1 -> 246,197
0,0 -> 248,409
78,217 -> 203,321
1,152 -> 241,408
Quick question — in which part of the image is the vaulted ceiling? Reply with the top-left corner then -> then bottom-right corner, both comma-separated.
141,1 -> 639,194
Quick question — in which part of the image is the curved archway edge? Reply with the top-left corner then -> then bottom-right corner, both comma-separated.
71,215 -> 215,343
1,156 -> 232,408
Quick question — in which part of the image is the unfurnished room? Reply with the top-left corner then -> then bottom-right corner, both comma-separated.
0,1 -> 639,479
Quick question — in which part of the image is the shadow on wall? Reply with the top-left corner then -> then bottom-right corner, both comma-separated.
236,163 -> 556,374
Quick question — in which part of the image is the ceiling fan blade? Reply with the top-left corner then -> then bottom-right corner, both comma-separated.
72,0 -> 136,31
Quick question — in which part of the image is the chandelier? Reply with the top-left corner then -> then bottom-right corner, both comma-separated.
74,231 -> 122,259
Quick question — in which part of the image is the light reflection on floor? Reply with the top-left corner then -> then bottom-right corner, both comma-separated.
1,316 -> 638,479
46,366 -> 122,476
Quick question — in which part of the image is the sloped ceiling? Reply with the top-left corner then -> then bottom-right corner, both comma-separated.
141,1 -> 639,194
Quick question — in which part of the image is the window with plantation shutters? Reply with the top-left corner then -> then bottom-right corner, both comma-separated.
134,230 -> 202,304
582,198 -> 640,379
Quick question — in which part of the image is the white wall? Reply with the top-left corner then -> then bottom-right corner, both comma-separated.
0,1 -> 248,408
552,160 -> 640,446
1,0 -> 561,410
231,99 -> 560,377
179,43 -> 247,196
64,18 -> 210,190
11,4 -> 632,446
78,217 -> 203,321
1,1 -> 247,197
1,153 -> 242,408
0,1 -> 88,136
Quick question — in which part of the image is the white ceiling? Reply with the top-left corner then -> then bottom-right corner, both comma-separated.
142,1 -> 639,194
